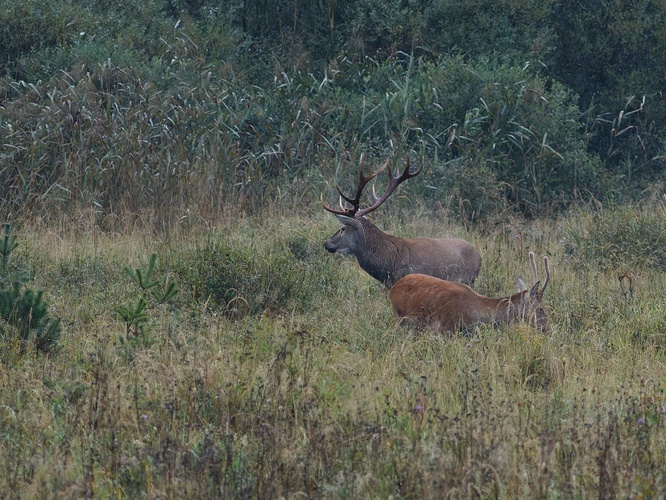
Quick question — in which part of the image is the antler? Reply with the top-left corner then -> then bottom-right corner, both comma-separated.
321,155 -> 388,217
358,157 -> 422,217
322,156 -> 422,218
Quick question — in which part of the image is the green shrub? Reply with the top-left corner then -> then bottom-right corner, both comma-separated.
0,225 -> 61,357
174,234 -> 338,319
440,65 -> 611,218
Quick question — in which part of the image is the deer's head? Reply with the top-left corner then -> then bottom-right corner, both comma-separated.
322,155 -> 421,255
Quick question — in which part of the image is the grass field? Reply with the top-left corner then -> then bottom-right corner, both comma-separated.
1,202 -> 665,498
2,1 -> 666,497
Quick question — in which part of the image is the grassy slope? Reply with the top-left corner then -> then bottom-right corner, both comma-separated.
1,206 -> 665,498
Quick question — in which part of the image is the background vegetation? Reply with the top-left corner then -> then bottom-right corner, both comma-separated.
1,0 -> 665,497
1,0 -> 664,223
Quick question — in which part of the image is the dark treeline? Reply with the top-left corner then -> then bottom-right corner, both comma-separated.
1,0 -> 664,223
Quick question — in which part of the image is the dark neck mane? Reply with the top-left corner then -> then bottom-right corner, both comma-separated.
355,218 -> 402,284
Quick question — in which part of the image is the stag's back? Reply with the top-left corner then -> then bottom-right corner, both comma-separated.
403,236 -> 481,286
347,220 -> 479,286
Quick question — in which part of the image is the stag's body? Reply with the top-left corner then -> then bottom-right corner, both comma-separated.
323,156 -> 481,287
390,253 -> 550,333
324,216 -> 480,287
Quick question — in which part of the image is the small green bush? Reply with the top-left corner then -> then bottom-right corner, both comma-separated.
116,253 -> 179,337
174,235 -> 336,319
0,225 -> 61,356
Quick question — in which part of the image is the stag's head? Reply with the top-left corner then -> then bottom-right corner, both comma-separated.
514,252 -> 551,329
322,156 -> 422,254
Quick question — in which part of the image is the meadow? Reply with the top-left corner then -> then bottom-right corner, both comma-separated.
1,199 -> 665,498
2,1 -> 666,497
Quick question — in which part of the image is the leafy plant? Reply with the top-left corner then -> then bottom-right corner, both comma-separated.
0,224 -> 61,356
174,232 -> 342,320
116,253 -> 179,337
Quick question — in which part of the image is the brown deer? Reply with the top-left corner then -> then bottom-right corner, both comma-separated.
390,252 -> 550,333
322,156 -> 481,287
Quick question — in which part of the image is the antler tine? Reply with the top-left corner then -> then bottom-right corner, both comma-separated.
357,157 -> 423,217
529,251 -> 538,286
321,154 -> 389,217
345,155 -> 389,204
541,256 -> 551,293
320,194 -> 346,216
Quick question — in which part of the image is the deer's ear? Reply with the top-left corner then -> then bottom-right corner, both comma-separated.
336,214 -> 358,226
515,276 -> 527,293
529,280 -> 541,298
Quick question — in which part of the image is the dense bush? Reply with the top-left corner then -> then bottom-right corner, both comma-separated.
173,233 -> 343,319
0,0 -> 664,224
416,62 -> 611,219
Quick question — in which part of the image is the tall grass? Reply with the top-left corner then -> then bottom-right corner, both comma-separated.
3,39 -> 640,227
1,203 -> 664,497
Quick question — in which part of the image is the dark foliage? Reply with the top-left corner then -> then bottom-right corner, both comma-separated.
0,0 -> 664,222
173,235 -> 338,319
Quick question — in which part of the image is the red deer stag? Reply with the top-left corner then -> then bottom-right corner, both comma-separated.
323,156 -> 481,287
390,252 -> 550,333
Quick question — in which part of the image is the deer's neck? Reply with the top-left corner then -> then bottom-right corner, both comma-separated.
475,292 -> 525,325
355,218 -> 402,284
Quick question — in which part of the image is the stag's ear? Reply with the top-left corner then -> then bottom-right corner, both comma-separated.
529,280 -> 541,298
336,214 -> 359,226
515,276 -> 527,293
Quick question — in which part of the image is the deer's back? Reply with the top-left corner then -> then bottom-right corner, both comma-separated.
400,237 -> 481,285
390,273 -> 480,332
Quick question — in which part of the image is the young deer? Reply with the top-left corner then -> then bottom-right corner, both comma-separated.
390,252 -> 550,333
323,156 -> 481,287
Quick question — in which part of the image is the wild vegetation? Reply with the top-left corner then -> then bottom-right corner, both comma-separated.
2,0 -> 665,222
1,0 -> 665,497
2,208 -> 665,498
